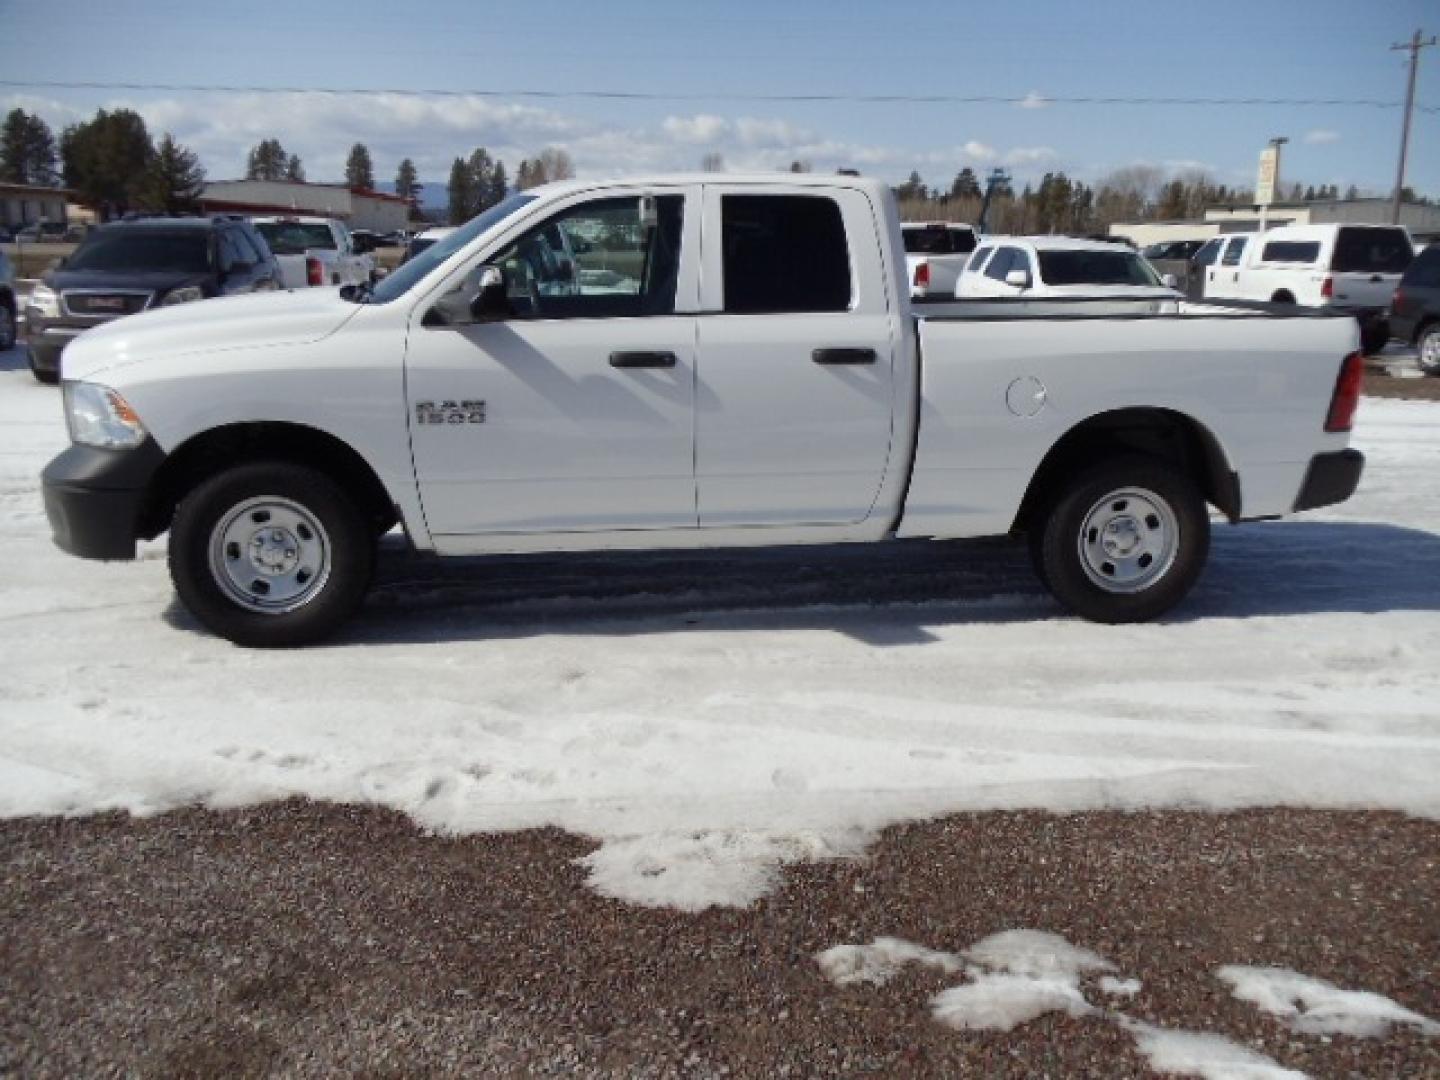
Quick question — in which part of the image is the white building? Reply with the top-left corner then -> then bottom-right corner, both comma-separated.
1110,198 -> 1440,248
198,180 -> 411,232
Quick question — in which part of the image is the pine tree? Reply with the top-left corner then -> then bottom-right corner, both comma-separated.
246,139 -> 291,181
950,167 -> 982,200
468,148 -> 495,211
284,154 -> 305,182
61,108 -> 155,219
487,161 -> 508,207
345,143 -> 375,189
0,108 -> 60,186
139,133 -> 206,214
395,158 -> 419,201
447,157 -> 478,224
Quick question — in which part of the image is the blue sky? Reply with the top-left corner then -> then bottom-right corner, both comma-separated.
2,0 -> 1436,198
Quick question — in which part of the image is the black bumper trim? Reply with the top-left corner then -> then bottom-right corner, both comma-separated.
41,439 -> 166,560
1293,448 -> 1365,513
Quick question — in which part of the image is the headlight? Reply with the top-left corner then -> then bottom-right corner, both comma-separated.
161,285 -> 205,306
63,382 -> 149,449
28,284 -> 61,318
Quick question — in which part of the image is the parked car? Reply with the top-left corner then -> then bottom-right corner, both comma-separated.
251,216 -> 374,289
15,221 -> 67,242
0,249 -> 16,352
955,237 -> 1180,303
41,173 -> 1364,646
23,216 -> 282,384
1389,242 -> 1440,374
902,221 -> 978,298
401,226 -> 456,264
1201,224 -> 1413,353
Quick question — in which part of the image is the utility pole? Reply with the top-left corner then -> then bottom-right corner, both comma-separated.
1390,28 -> 1436,225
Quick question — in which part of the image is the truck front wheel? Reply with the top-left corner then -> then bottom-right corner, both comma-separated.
1032,456 -> 1210,623
169,462 -> 375,647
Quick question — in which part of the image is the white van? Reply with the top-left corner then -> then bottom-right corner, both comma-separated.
1203,224 -> 1413,352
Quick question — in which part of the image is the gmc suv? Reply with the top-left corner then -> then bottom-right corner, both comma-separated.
24,216 -> 281,384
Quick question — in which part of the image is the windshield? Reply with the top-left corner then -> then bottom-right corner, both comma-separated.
1037,250 -> 1162,287
370,194 -> 537,304
255,221 -> 336,255
65,230 -> 212,274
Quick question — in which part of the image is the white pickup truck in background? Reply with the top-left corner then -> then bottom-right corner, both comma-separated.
902,221 -> 977,298
1199,224 -> 1413,353
42,174 -> 1364,646
251,216 -> 375,289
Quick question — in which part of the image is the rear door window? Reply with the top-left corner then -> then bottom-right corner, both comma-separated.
1331,227 -> 1413,274
984,248 -> 1016,281
721,194 -> 851,314
1221,238 -> 1247,267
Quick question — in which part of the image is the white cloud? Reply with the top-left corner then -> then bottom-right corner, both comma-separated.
1304,129 -> 1341,144
2,91 -> 1063,186
1004,146 -> 1057,166
1017,91 -> 1050,110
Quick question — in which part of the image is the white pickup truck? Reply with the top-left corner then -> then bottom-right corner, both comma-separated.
42,174 -> 1365,647
902,221 -> 977,298
251,216 -> 375,289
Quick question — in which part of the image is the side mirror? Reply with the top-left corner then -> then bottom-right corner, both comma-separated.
1004,269 -> 1030,288
1162,273 -> 1179,289
468,265 -> 509,322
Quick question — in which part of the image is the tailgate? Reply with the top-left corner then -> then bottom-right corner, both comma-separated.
1331,271 -> 1400,310
273,254 -> 308,289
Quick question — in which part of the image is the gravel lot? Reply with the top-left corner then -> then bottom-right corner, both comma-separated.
3,803 -> 1437,1078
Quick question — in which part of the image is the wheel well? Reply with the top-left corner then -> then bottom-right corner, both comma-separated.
1271,290 -> 1296,304
1011,408 -> 1239,533
139,422 -> 398,540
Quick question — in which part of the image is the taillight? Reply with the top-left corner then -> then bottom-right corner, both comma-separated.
1392,287 -> 1405,312
1320,276 -> 1333,299
306,256 -> 323,286
1325,351 -> 1364,433
914,262 -> 930,289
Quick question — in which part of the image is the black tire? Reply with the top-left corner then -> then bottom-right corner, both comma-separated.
169,462 -> 375,647
0,298 -> 15,352
1031,456 -> 1210,624
1413,323 -> 1439,375
1359,317 -> 1389,357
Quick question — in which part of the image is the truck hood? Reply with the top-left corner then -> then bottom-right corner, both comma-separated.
61,287 -> 363,382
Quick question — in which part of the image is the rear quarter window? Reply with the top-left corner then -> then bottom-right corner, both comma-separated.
1331,227 -> 1413,274
1260,241 -> 1321,265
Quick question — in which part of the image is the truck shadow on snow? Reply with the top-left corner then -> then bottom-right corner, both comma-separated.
161,519 -> 1437,647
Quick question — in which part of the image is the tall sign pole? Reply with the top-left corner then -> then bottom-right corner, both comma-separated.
1391,29 -> 1436,225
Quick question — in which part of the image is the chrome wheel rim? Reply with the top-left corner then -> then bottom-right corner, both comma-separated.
1077,487 -> 1179,594
208,497 -> 331,614
1420,331 -> 1440,374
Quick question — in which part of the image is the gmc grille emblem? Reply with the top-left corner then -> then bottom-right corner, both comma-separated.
416,400 -> 486,425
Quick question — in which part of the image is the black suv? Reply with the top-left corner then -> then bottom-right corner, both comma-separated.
1390,243 -> 1440,375
25,216 -> 282,384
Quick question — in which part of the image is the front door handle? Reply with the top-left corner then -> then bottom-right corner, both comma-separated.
812,347 -> 877,365
609,350 -> 677,368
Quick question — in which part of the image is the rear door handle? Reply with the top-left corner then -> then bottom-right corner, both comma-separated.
812,347 -> 877,365
609,351 -> 676,368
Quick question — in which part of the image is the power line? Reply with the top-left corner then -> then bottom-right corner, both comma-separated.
2,79 -> 1436,113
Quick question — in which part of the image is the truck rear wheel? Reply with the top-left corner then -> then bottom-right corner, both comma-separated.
1032,456 -> 1209,623
169,462 -> 374,647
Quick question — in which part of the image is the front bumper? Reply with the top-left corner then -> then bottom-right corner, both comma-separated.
1293,448 -> 1365,513
41,439 -> 166,560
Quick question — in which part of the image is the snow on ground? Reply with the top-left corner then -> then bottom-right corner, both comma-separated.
817,930 -> 1435,1078
1217,966 -> 1440,1039
1,343 -> 1439,909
